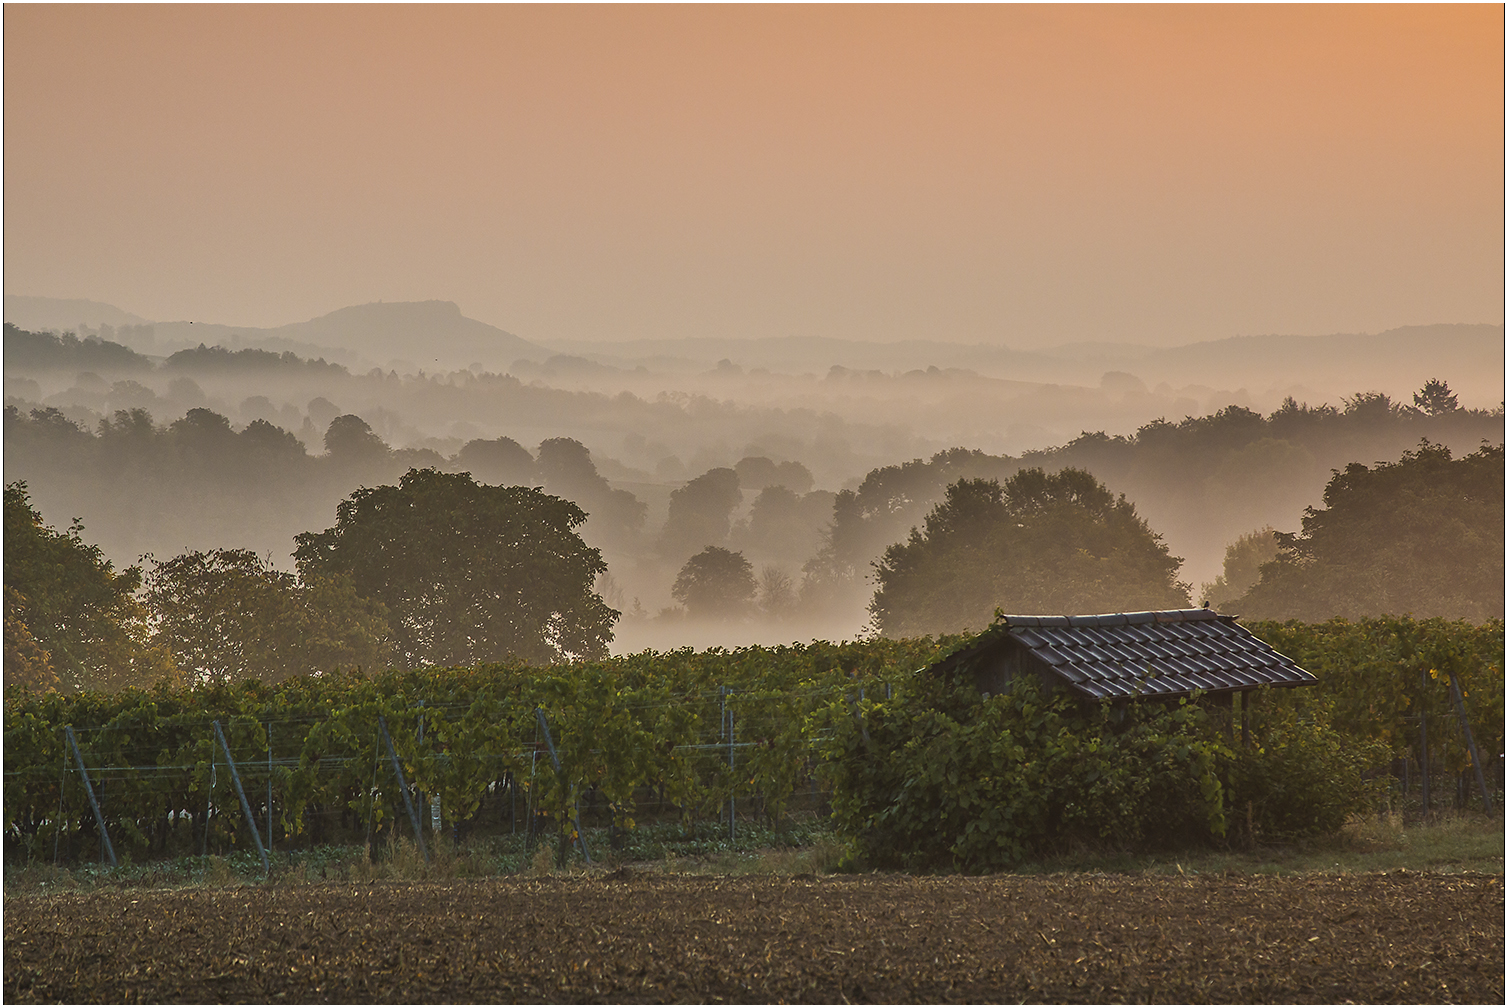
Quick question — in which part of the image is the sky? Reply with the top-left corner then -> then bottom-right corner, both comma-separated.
5,4 -> 1503,348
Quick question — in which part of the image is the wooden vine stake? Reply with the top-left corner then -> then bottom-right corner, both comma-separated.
63,726 -> 117,868
212,721 -> 271,876
377,715 -> 431,863
1446,671 -> 1493,815
535,707 -> 591,864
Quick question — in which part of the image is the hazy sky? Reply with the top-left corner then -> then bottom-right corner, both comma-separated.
5,5 -> 1502,348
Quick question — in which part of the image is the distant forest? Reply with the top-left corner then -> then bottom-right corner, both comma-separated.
4,323 -> 1502,644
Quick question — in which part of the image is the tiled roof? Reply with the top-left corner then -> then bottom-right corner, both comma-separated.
929,609 -> 1316,700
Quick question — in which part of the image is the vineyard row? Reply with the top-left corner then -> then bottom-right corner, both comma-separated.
5,619 -> 1501,864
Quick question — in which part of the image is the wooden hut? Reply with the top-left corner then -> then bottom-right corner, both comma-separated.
924,609 -> 1315,725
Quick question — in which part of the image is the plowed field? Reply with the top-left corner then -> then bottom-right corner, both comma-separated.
5,870 -> 1502,1004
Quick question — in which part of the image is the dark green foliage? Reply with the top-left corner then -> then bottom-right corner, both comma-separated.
818,674 -> 1234,870
141,549 -> 392,686
3,620 -> 1487,867
1220,706 -> 1389,844
294,468 -> 617,666
3,482 -> 176,693
3,636 -> 946,864
1234,442 -> 1504,621
4,586 -> 60,693
818,670 -> 1388,871
1244,615 -> 1504,776
870,469 -> 1189,637
672,546 -> 757,618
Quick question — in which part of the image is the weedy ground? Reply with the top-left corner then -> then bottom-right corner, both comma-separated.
4,808 -> 1501,892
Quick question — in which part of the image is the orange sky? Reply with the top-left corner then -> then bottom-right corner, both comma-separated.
5,4 -> 1502,346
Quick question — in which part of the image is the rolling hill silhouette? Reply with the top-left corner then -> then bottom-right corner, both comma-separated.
3,297 -> 550,372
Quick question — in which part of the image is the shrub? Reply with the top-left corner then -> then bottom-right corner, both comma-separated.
819,670 -> 1383,871
1222,702 -> 1390,844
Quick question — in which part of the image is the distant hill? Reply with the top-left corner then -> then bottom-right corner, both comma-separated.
3,295 -> 149,332
4,298 -> 552,372
545,324 -> 1505,409
1127,324 -> 1504,407
155,300 -> 552,372
8,294 -> 1499,408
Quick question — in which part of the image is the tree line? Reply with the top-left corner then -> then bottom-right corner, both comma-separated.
803,392 -> 1502,616
4,367 -> 1501,685
3,402 -> 835,605
7,433 -> 1500,695
861,440 -> 1503,636
5,469 -> 617,694
3,322 -> 917,494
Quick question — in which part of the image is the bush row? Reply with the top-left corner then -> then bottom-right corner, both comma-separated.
3,638 -> 946,863
5,617 -> 1500,867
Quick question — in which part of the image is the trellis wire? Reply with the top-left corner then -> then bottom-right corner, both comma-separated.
10,684 -> 849,866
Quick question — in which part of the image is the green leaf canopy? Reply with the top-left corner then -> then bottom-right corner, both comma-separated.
3,481 -> 176,692
1233,441 -> 1504,621
870,468 -> 1190,637
294,468 -> 617,666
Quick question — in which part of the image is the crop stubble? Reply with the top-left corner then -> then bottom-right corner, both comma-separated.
4,870 -> 1501,1004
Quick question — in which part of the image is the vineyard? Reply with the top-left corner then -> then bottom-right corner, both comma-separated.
5,638 -> 944,867
4,617 -> 1503,870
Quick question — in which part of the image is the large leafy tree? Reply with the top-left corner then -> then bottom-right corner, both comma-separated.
142,548 -> 392,685
294,468 -> 617,666
672,546 -> 757,619
870,469 -> 1190,637
659,467 -> 742,558
1233,441 -> 1504,622
3,481 -> 177,692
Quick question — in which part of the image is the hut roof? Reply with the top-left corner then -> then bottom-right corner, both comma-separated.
926,608 -> 1316,701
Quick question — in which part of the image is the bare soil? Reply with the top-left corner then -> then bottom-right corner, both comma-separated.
5,870 -> 1502,1004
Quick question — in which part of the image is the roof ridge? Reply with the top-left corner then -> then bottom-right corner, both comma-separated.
996,608 -> 1223,628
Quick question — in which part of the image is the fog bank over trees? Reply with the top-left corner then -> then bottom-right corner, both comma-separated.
5,301 -> 1503,652
7,297 -> 1502,462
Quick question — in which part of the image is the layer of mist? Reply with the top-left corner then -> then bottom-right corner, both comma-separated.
5,300 -> 1503,654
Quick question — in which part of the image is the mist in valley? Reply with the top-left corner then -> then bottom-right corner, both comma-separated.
5,300 -> 1502,656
